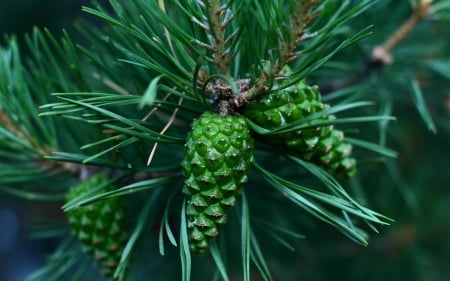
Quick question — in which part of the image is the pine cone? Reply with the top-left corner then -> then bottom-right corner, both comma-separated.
66,175 -> 128,279
181,111 -> 254,253
244,80 -> 356,177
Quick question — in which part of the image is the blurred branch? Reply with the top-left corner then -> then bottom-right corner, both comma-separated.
371,0 -> 433,65
320,1 -> 436,94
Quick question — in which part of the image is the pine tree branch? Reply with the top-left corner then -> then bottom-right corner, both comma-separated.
239,1 -> 318,103
205,0 -> 234,76
0,36 -> 90,192
277,0 -> 319,71
371,0 -> 433,65
1,1 -> 416,280
319,1 -> 440,94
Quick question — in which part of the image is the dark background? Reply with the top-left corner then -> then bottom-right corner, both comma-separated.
0,2 -> 92,280
0,0 -> 90,36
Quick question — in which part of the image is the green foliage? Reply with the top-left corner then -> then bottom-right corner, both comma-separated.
0,33 -> 77,200
1,0 -> 449,280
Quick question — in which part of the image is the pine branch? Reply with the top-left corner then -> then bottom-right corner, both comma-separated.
371,0 -> 433,65
277,0 -> 319,70
241,0 -> 376,102
1,1 -> 425,280
0,35 -> 86,200
192,0 -> 236,76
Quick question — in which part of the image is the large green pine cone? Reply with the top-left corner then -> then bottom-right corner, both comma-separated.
66,175 -> 128,279
244,81 -> 356,177
181,111 -> 254,253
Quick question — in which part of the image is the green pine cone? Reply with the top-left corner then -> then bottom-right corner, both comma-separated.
244,80 -> 356,177
181,111 -> 255,253
66,175 -> 128,279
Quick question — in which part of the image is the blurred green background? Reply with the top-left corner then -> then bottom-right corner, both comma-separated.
0,2 -> 92,281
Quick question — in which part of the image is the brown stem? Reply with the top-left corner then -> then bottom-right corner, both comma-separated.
0,107 -> 89,181
206,0 -> 233,76
272,0 -> 318,74
241,1 -> 318,103
372,1 -> 432,65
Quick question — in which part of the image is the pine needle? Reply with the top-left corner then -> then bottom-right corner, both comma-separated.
209,242 -> 230,281
147,96 -> 183,165
180,200 -> 192,281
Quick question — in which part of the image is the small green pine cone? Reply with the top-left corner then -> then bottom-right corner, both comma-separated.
244,80 -> 356,177
181,111 -> 254,253
66,175 -> 128,279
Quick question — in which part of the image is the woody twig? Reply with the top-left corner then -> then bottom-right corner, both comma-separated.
372,0 -> 433,65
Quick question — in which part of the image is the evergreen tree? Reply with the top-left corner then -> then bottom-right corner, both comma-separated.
0,0 -> 449,280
